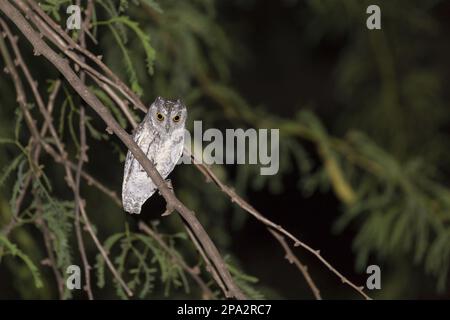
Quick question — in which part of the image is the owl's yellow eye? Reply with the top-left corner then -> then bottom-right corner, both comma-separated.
156,113 -> 164,121
173,115 -> 181,122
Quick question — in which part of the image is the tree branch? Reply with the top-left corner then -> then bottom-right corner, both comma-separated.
138,222 -> 215,299
72,0 -> 94,300
269,229 -> 321,300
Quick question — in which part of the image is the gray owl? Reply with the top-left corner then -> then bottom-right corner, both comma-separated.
122,97 -> 187,214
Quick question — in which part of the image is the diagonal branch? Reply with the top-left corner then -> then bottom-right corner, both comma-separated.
72,0 -> 94,300
268,229 -> 321,300
186,148 -> 370,299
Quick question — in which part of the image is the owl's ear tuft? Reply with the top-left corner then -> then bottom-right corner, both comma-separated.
156,96 -> 164,103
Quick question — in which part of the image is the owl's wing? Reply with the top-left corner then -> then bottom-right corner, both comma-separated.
123,125 -> 149,183
122,123 -> 158,214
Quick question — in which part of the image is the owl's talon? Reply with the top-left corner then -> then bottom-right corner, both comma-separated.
161,205 -> 174,216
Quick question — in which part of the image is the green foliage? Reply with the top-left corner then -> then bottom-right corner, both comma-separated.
0,235 -> 43,288
95,228 -> 192,298
334,132 -> 450,290
96,16 -> 156,75
0,153 -> 25,188
227,261 -> 265,300
94,2 -> 156,96
41,0 -> 72,21
91,87 -> 129,129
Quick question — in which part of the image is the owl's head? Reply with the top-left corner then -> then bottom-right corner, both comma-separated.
148,96 -> 187,135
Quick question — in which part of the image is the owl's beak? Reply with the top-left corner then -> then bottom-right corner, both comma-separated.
165,123 -> 170,132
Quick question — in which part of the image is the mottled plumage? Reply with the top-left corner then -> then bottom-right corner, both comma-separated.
122,97 -> 187,214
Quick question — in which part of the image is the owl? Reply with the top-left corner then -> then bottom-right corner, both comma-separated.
122,97 -> 187,214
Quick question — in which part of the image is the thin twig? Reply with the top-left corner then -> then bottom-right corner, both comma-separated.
138,221 -> 215,299
72,0 -> 94,300
73,106 -> 94,300
88,72 -> 138,128
36,199 -> 65,299
269,229 -> 321,300
184,224 -> 229,297
0,20 -> 40,233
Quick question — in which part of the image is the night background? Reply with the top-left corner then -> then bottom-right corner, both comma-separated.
1,0 -> 450,300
